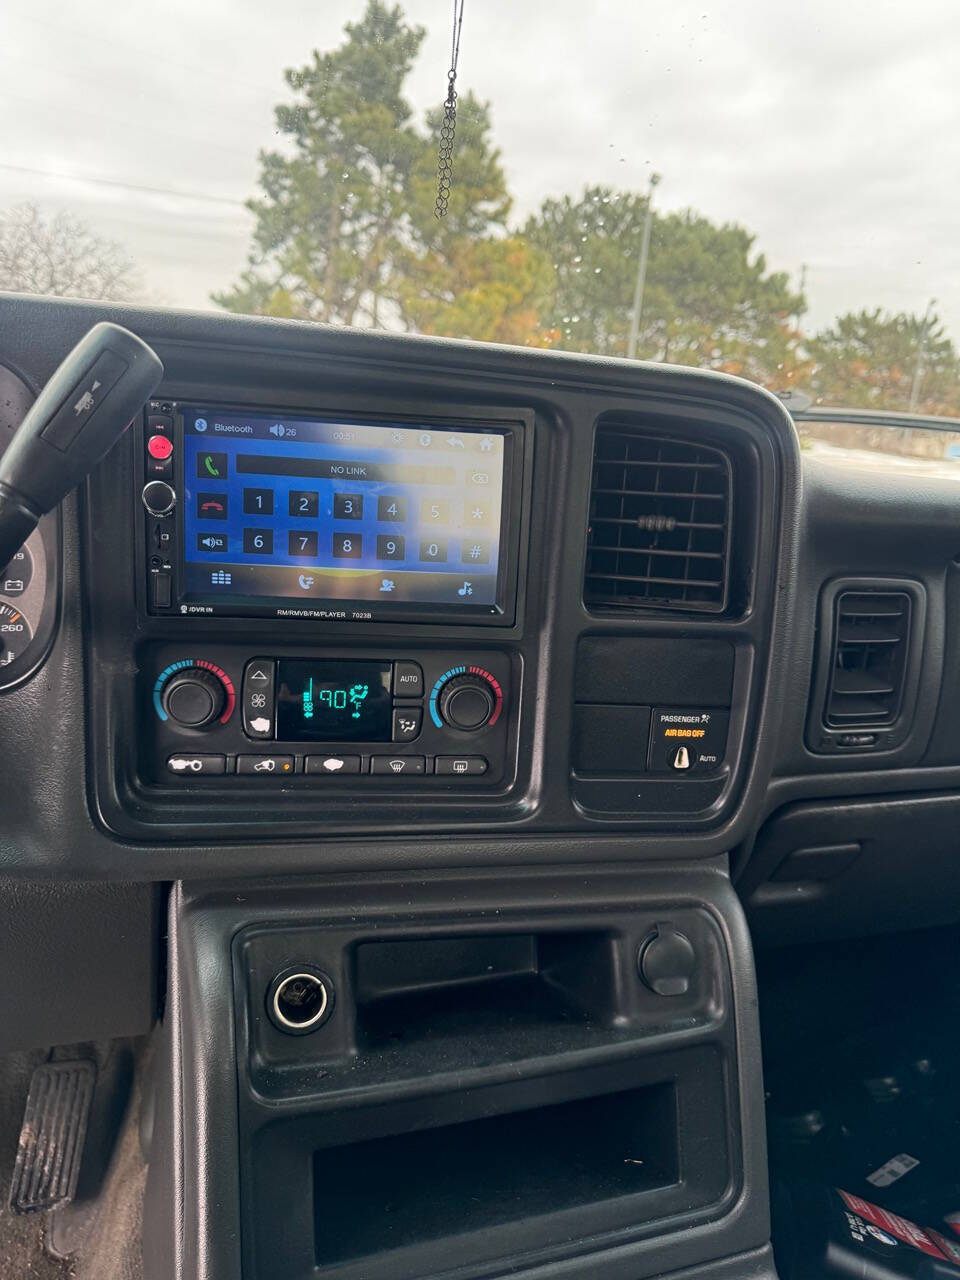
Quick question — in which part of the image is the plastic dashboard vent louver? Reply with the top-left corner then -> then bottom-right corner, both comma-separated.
824,591 -> 912,726
583,426 -> 732,612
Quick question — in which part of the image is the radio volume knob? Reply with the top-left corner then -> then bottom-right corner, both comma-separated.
161,668 -> 226,729
438,674 -> 496,732
142,480 -> 176,517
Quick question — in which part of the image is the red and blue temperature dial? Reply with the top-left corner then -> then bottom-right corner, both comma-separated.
153,659 -> 235,729
429,665 -> 503,732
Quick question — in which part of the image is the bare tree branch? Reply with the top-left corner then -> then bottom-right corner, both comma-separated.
0,203 -> 141,301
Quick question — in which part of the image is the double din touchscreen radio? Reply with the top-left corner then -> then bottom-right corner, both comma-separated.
141,402 -> 522,624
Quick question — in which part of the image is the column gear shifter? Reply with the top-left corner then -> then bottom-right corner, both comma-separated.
0,322 -> 163,569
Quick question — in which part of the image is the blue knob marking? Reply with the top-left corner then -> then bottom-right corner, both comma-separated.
429,665 -> 467,728
152,659 -> 199,721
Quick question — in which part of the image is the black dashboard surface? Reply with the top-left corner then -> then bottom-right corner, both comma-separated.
2,290 -> 960,888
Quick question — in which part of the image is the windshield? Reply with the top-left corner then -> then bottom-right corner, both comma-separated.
5,0 -> 959,420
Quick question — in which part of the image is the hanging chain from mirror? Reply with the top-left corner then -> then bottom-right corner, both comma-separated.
435,0 -> 466,219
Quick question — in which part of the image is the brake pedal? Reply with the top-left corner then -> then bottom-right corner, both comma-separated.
9,1060 -> 97,1214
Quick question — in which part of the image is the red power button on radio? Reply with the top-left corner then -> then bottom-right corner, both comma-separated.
148,434 -> 173,460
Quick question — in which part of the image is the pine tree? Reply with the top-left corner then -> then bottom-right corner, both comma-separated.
809,309 -> 960,414
215,2 -> 425,326
526,188 -> 806,384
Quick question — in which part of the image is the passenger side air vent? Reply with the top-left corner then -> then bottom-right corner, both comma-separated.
824,590 -> 912,726
584,425 -> 732,612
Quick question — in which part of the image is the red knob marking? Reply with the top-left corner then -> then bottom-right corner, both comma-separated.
148,434 -> 173,460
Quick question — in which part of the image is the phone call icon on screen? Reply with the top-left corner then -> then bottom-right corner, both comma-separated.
196,493 -> 228,519
196,453 -> 227,480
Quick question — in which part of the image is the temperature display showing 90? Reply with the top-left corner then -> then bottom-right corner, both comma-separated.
275,659 -> 392,742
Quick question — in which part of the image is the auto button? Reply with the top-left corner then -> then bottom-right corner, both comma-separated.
393,661 -> 424,698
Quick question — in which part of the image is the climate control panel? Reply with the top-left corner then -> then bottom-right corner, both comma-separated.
141,644 -> 513,786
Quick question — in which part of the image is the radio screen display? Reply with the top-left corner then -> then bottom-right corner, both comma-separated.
180,408 -> 509,617
276,659 -> 392,742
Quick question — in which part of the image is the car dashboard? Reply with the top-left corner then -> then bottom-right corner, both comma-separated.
1,292 -> 799,863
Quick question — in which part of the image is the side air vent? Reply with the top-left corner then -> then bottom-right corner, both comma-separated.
824,591 -> 912,726
808,578 -> 926,756
584,425 -> 732,612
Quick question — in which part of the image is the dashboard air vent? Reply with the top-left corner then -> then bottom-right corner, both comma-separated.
824,591 -> 912,726
584,426 -> 731,612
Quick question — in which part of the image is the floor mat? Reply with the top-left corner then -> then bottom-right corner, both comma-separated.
760,925 -> 960,1226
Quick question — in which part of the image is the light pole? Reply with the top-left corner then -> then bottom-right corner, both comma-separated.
909,297 -> 936,412
792,263 -> 807,332
627,171 -> 661,360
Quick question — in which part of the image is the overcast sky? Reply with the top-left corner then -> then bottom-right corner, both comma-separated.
4,0 -> 960,338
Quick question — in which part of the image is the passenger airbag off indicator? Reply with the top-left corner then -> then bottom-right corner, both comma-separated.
648,708 -> 730,773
